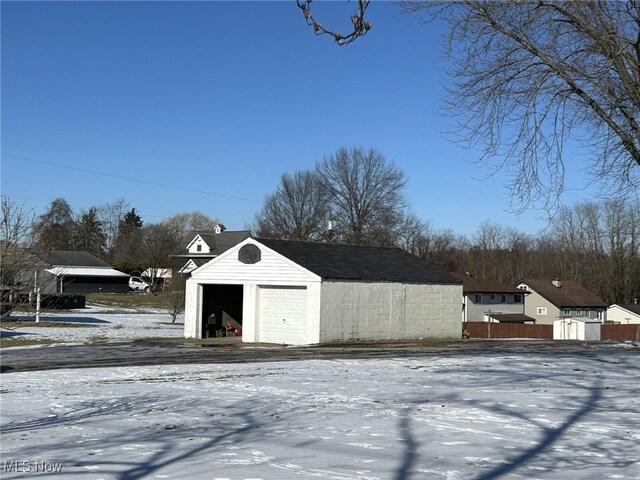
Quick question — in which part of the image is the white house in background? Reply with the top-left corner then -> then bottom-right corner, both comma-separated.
170,224 -> 251,278
515,278 -> 608,325
184,238 -> 463,345
607,303 -> 640,324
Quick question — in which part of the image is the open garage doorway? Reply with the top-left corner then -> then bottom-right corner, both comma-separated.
201,284 -> 243,338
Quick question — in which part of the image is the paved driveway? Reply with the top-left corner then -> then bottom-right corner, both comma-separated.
2,339 -> 637,373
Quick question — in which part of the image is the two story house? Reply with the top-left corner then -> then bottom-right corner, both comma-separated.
449,272 -> 531,323
170,224 -> 251,279
515,278 -> 608,325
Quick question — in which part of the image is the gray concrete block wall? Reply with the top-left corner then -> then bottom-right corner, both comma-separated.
319,282 -> 462,342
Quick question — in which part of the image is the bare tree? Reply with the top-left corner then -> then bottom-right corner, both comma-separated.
254,170 -> 329,240
139,223 -> 181,290
399,1 -> 640,211
97,198 -> 130,255
296,0 -> 372,46
602,199 -> 639,304
469,221 -> 506,280
501,227 -> 535,283
317,147 -> 408,245
162,211 -> 219,240
417,226 -> 466,273
164,280 -> 185,325
0,197 -> 37,315
33,197 -> 75,251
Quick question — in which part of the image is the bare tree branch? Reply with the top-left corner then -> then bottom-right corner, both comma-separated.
296,0 -> 372,46
399,1 -> 640,212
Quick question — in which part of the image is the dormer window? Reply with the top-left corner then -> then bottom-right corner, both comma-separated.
187,235 -> 211,254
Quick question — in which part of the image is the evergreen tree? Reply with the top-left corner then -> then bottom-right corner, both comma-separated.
112,208 -> 144,274
74,207 -> 106,258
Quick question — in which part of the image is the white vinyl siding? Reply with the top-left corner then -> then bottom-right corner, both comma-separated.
191,240 -> 320,285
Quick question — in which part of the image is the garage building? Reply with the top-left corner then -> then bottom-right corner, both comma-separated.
184,238 -> 463,345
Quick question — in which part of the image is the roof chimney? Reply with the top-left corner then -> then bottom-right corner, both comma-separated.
552,279 -> 562,288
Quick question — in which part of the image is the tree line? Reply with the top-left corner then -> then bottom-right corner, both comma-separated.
2,143 -> 638,306
253,147 -> 639,305
5,196 -> 220,280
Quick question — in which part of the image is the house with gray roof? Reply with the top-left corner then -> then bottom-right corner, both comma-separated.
170,224 -> 251,279
515,278 -> 608,325
184,237 -> 463,345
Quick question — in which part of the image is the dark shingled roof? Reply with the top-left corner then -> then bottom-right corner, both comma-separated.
449,272 -> 524,294
519,278 -> 607,308
613,304 -> 640,315
256,238 -> 462,284
40,251 -> 111,268
172,230 -> 251,257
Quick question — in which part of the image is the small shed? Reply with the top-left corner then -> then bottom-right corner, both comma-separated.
184,238 -> 463,345
553,318 -> 601,341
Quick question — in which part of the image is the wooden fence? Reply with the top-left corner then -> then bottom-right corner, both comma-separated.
463,322 -> 553,339
601,324 -> 640,342
464,322 -> 639,341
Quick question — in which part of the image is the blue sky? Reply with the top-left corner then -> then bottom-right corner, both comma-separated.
1,1 -> 595,235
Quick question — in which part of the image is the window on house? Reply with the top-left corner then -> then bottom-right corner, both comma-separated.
197,245 -> 202,252
537,307 -> 548,315
564,309 -> 571,315
490,294 -> 497,301
576,309 -> 582,315
501,295 -> 506,303
474,294 -> 482,303
514,294 -> 522,303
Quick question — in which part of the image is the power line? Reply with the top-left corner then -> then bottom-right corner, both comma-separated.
2,153 -> 262,204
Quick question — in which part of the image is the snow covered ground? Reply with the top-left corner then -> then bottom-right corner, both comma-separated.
1,349 -> 639,479
1,304 -> 184,344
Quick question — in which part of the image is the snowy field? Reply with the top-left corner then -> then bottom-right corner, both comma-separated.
1,349 -> 639,479
1,304 -> 184,344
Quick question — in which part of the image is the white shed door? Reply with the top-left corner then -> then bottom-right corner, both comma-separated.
259,286 -> 307,344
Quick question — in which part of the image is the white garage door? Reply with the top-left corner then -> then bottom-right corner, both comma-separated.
259,286 -> 307,344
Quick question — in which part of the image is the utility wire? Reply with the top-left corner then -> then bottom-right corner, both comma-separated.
2,153 -> 262,204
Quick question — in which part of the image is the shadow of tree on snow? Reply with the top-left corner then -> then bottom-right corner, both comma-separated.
0,392 -> 282,480
393,353 -> 639,480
